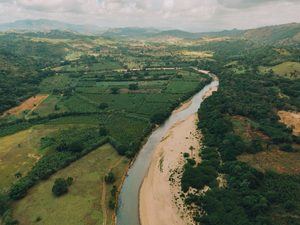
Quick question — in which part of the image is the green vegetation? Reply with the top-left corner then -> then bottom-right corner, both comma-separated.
12,144 -> 127,225
0,30 -> 212,225
259,61 -> 300,79
1,23 -> 299,225
52,177 -> 72,197
181,35 -> 300,225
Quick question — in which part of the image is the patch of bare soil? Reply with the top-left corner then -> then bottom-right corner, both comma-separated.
2,94 -> 49,117
278,111 -> 300,136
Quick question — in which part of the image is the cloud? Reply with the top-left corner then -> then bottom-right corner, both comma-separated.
0,0 -> 299,31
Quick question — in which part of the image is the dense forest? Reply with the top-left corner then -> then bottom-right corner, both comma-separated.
0,34 -> 65,113
181,39 -> 300,225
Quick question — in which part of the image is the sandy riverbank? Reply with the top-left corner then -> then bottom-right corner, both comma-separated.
139,85 -> 217,225
139,114 -> 200,225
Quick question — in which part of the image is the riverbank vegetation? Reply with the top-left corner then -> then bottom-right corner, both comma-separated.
181,36 -> 300,225
1,23 -> 299,225
0,31 -> 212,224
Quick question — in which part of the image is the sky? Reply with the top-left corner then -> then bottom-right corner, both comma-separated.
0,0 -> 299,32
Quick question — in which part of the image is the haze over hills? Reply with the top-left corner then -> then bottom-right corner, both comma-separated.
0,19 -> 300,45
0,19 -> 104,34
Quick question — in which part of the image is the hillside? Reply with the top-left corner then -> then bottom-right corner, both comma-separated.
1,20 -> 300,45
243,23 -> 300,44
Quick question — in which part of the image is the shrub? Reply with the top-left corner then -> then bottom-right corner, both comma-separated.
105,172 -> 115,184
99,126 -> 109,136
110,87 -> 120,94
52,178 -> 69,197
98,103 -> 108,110
129,83 -> 139,90
109,198 -> 115,209
0,193 -> 10,216
279,143 -> 294,152
183,152 -> 190,158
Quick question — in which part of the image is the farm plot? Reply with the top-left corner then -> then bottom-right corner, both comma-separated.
0,125 -> 58,190
13,144 -> 128,225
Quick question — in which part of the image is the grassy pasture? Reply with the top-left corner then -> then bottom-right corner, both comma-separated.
165,80 -> 200,94
39,74 -> 76,93
33,95 -> 66,117
13,144 -> 129,225
238,149 -> 300,174
0,125 -> 58,190
259,61 -> 300,79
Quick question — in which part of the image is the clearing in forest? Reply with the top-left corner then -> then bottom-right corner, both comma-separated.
238,149 -> 300,174
278,110 -> 300,136
259,61 -> 300,79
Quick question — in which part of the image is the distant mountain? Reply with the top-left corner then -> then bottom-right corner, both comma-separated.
102,27 -> 161,38
0,19 -> 103,34
101,27 -> 243,39
0,19 -> 299,44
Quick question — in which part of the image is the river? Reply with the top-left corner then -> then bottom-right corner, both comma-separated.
116,72 -> 219,225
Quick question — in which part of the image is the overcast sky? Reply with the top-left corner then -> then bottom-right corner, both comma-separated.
0,0 -> 299,31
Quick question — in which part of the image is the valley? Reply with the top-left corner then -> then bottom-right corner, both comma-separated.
0,22 -> 299,225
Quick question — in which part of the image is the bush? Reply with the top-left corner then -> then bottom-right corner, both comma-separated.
52,178 -> 69,197
150,112 -> 170,124
98,103 -> 108,110
110,87 -> 120,94
279,143 -> 294,152
0,193 -> 10,216
105,172 -> 115,184
56,141 -> 84,153
99,126 -> 109,136
66,177 -> 74,186
129,83 -> 139,90
183,152 -> 190,158
109,198 -> 115,209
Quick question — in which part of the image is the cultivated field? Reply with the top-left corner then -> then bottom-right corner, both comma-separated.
0,125 -> 57,190
13,144 -> 128,225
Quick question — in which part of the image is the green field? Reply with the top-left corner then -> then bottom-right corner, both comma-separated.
259,61 -> 300,79
0,125 -> 58,191
13,144 -> 128,225
2,25 -> 299,225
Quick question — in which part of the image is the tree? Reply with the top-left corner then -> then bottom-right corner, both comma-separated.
109,198 -> 115,209
99,103 -> 108,110
52,178 -> 69,197
111,185 -> 117,197
129,83 -> 139,90
99,126 -> 109,136
105,172 -> 115,184
66,177 -> 74,186
0,193 -> 9,216
110,87 -> 120,94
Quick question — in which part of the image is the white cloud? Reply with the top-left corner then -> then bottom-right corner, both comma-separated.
0,0 -> 299,31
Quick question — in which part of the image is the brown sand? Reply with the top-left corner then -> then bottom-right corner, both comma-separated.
278,111 -> 300,136
139,114 -> 200,225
